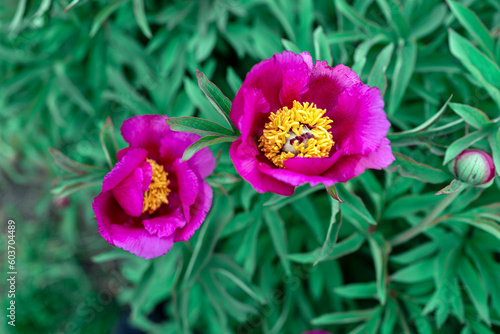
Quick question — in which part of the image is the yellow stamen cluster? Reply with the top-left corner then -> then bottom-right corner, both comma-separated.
142,159 -> 171,214
258,100 -> 334,168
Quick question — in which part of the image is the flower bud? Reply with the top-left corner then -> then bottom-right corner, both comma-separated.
454,149 -> 495,185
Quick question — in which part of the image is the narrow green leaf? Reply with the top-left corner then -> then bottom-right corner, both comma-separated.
391,258 -> 434,283
389,153 -> 452,184
449,103 -> 491,129
335,0 -> 385,34
263,210 -> 292,276
488,129 -> 500,173
390,242 -> 437,264
281,38 -> 301,53
99,117 -> 119,169
265,185 -> 322,210
326,31 -> 366,44
312,307 -> 379,325
133,0 -> 152,39
453,215 -> 500,242
195,70 -> 235,131
313,26 -> 332,63
90,2 -> 124,37
368,43 -> 394,96
313,198 -> 342,265
395,95 -> 452,134
389,38 -> 417,115
443,130 -> 487,165
8,0 -> 26,35
384,193 -> 439,218
336,184 -> 376,225
334,282 -> 377,299
181,136 -> 235,162
367,233 -> 390,305
49,148 -> 107,174
166,117 -> 236,137
457,257 -> 490,324
54,63 -> 95,116
448,0 -> 494,57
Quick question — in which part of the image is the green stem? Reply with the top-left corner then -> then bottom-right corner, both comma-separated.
389,190 -> 461,246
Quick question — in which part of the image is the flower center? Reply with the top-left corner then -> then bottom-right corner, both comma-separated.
143,159 -> 171,214
258,101 -> 334,168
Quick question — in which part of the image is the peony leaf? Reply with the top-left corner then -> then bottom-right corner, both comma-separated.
281,38 -> 300,53
333,282 -> 377,299
449,103 -> 491,129
336,184 -> 376,225
443,130 -> 487,165
326,31 -> 366,44
367,233 -> 390,305
263,210 -> 292,276
313,198 -> 342,266
448,0 -> 494,58
132,0 -> 152,38
389,153 -> 452,184
313,26 -> 332,64
181,135 -> 235,162
166,116 -> 236,137
488,129 -> 500,173
368,42 -> 394,96
195,70 -> 236,131
99,116 -> 119,169
49,148 -> 107,175
457,257 -> 490,324
391,258 -> 434,283
89,1 -> 124,37
312,307 -> 380,325
388,38 -> 417,116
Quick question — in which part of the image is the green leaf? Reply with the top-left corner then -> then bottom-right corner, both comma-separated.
368,43 -> 394,96
49,148 -> 107,175
394,95 -> 452,135
388,38 -> 417,115
375,0 -> 409,38
448,0 -> 494,58
367,233 -> 390,305
449,103 -> 491,129
457,257 -> 490,324
132,0 -> 152,38
391,258 -> 434,283
99,117 -> 119,170
313,26 -> 332,64
281,38 -> 301,53
435,179 -> 465,195
443,130 -> 487,165
313,198 -> 342,265
384,193 -> 438,218
453,214 -> 500,242
335,0 -> 385,34
326,31 -> 366,44
53,63 -> 95,116
336,183 -> 377,225
389,153 -> 452,184
334,282 -> 377,299
312,307 -> 379,325
195,70 -> 235,131
390,242 -> 437,264
488,128 -> 500,173
90,1 -> 124,37
265,185 -> 322,210
8,0 -> 26,35
181,135 -> 235,162
263,210 -> 292,276
448,29 -> 500,108
166,117 -> 236,137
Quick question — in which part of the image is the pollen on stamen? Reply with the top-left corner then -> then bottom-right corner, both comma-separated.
142,159 -> 171,214
258,101 -> 335,168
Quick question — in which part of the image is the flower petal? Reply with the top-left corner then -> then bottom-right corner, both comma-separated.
121,115 -> 170,157
111,167 -> 145,217
229,138 -> 295,195
174,181 -> 213,242
142,207 -> 187,238
172,159 -> 200,222
301,62 -> 361,113
102,148 -> 148,192
329,84 -> 390,156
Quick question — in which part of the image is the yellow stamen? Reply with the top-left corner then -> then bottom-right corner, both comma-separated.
142,159 -> 170,214
258,101 -> 334,168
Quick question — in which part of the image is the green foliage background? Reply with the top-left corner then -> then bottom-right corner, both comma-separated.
1,0 -> 500,333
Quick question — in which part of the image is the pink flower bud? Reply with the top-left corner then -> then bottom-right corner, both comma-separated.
454,149 -> 495,185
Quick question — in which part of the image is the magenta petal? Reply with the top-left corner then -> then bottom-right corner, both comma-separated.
302,62 -> 361,112
237,87 -> 270,139
121,115 -> 170,156
284,149 -> 343,175
93,192 -> 124,245
142,208 -> 187,238
231,51 -> 313,127
174,182 -> 213,242
329,84 -> 390,156
323,138 -> 395,182
111,167 -> 145,217
159,131 -> 215,179
172,159 -> 200,222
102,148 -> 148,192
109,224 -> 174,259
229,138 -> 295,196
260,165 -> 337,188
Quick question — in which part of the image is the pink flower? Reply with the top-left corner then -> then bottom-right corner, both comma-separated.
92,115 -> 215,259
229,51 -> 394,195
454,149 -> 496,185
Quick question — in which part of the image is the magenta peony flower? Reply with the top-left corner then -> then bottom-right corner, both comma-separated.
229,51 -> 394,195
92,115 -> 215,259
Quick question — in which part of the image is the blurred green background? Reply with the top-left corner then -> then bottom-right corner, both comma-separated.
1,0 -> 500,333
